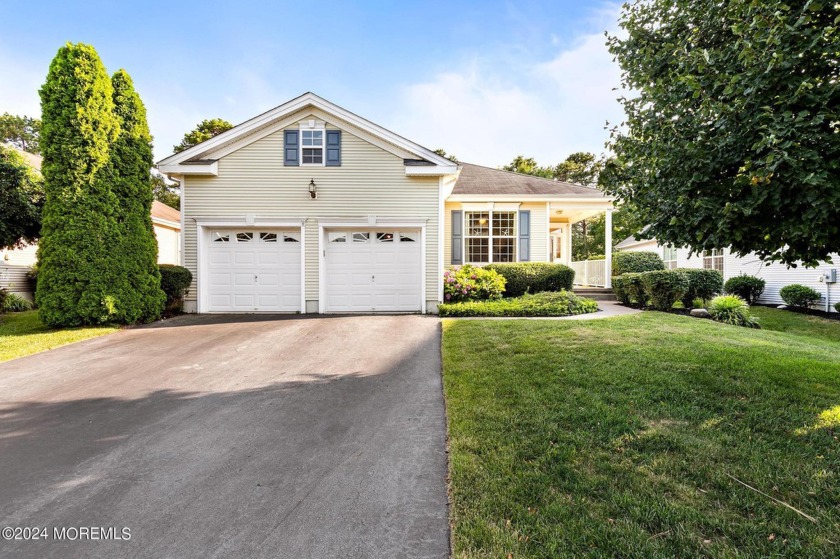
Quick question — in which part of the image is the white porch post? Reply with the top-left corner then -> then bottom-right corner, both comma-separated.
604,209 -> 613,288
565,223 -> 573,266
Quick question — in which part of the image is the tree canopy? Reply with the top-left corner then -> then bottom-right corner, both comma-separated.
0,145 -> 43,249
0,113 -> 41,154
152,173 -> 180,209
607,0 -> 840,266
173,118 -> 233,153
503,152 -> 603,186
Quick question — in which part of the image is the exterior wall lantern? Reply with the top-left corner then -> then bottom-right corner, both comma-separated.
308,179 -> 317,199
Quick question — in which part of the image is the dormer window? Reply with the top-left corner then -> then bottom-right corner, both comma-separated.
301,130 -> 324,165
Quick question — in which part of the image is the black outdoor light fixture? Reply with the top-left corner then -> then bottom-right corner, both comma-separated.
308,179 -> 317,199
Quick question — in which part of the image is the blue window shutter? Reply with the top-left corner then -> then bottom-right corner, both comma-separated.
518,210 -> 530,262
451,210 -> 463,265
284,130 -> 299,166
325,130 -> 341,166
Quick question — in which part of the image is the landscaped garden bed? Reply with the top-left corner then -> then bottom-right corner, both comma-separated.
442,263 -> 598,317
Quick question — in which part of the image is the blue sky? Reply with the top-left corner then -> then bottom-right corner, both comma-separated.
1,0 -> 624,166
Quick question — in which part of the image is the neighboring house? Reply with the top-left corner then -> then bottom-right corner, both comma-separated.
615,235 -> 839,313
156,92 -> 613,314
0,147 -> 182,300
152,201 -> 181,265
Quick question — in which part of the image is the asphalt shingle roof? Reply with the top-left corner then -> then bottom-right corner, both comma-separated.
452,162 -> 608,198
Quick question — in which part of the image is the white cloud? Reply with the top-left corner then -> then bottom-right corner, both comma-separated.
392,13 -> 624,168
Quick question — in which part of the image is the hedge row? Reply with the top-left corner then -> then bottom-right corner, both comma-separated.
438,291 -> 598,317
484,262 -> 574,297
614,268 -> 723,311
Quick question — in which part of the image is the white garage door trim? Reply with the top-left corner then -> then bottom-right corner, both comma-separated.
318,221 -> 426,314
197,221 -> 305,313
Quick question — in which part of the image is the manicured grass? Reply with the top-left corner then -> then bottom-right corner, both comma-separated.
0,310 -> 119,362
439,291 -> 599,317
751,306 -> 840,344
442,312 -> 840,558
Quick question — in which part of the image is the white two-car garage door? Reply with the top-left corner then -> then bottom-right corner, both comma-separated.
324,230 -> 422,312
206,230 -> 301,312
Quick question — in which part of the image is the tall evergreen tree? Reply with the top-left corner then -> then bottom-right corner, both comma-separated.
37,43 -> 121,326
109,69 -> 165,323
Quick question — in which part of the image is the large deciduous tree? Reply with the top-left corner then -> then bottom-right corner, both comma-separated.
109,69 -> 166,323
173,118 -> 233,153
0,145 -> 43,249
607,0 -> 839,266
37,43 -> 122,326
151,173 -> 180,209
0,113 -> 41,154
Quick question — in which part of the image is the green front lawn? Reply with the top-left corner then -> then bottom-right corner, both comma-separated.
751,306 -> 840,344
0,310 -> 119,362
442,310 -> 840,558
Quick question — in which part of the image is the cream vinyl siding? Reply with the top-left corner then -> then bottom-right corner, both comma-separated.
442,201 -> 548,265
0,244 -> 38,300
154,223 -> 181,265
182,125 -> 440,309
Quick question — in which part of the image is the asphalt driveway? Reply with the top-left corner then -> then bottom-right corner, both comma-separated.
0,314 -> 448,558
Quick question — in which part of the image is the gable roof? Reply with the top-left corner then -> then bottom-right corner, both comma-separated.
614,226 -> 654,250
452,162 -> 609,199
156,92 -> 458,176
151,201 -> 180,228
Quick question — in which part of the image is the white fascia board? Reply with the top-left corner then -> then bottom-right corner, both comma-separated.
192,217 -> 306,227
405,164 -> 460,176
157,161 -> 218,176
152,217 -> 181,230
156,92 -> 456,168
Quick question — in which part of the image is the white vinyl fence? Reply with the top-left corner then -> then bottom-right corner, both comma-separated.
571,259 -> 607,287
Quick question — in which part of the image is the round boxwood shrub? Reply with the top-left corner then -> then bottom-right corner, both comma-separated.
0,288 -> 8,314
612,251 -> 665,276
724,274 -> 766,304
677,268 -> 723,307
443,265 -> 506,303
708,295 -> 759,328
484,262 -> 574,297
835,302 -> 840,313
159,265 -> 193,311
617,272 -> 649,307
780,284 -> 821,309
640,269 -> 689,310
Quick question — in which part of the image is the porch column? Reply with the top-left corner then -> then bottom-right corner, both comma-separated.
565,223 -> 573,266
604,209 -> 613,288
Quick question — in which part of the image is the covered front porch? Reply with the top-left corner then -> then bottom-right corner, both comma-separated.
547,200 -> 614,288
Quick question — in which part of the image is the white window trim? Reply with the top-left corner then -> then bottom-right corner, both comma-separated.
703,249 -> 725,274
463,210 -> 518,264
663,245 -> 678,269
299,119 -> 326,167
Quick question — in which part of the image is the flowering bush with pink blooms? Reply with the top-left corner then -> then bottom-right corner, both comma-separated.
443,265 -> 506,303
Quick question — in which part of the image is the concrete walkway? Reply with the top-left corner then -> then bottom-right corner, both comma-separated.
0,315 -> 448,559
446,301 -> 642,321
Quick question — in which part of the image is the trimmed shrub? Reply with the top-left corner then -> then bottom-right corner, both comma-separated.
724,274 -> 766,304
0,288 -> 7,313
444,265 -> 506,303
612,275 -> 632,304
439,291 -> 598,317
835,302 -> 840,313
484,262 -> 574,296
3,292 -> 34,312
612,251 -> 665,276
621,272 -> 649,307
640,269 -> 689,311
677,268 -> 723,307
780,284 -> 821,309
708,295 -> 760,328
159,265 -> 192,311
